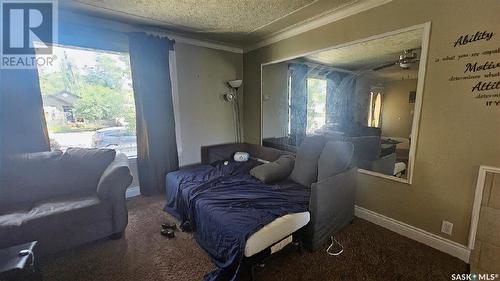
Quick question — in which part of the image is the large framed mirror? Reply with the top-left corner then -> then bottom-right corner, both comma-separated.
261,23 -> 430,184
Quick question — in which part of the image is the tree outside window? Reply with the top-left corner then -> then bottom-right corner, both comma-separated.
36,45 -> 137,157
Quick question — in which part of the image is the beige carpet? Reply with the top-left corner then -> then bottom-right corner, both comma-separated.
40,195 -> 468,281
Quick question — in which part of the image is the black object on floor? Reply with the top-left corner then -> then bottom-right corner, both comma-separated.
180,221 -> 192,232
161,228 -> 175,238
161,223 -> 177,230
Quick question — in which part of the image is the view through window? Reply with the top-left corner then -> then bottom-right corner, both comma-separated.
36,44 -> 137,157
368,91 -> 382,128
306,78 -> 327,134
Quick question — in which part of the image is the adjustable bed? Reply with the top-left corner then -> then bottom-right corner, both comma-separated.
164,137 -> 357,281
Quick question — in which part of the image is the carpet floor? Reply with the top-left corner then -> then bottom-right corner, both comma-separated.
40,195 -> 467,281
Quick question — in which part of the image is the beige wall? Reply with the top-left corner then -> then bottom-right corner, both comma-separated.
262,62 -> 289,138
381,79 -> 417,138
243,0 -> 500,245
175,43 -> 243,166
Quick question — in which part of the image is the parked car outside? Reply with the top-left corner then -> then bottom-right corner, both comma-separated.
92,127 -> 137,157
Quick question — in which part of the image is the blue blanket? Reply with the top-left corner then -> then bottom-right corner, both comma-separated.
164,160 -> 310,281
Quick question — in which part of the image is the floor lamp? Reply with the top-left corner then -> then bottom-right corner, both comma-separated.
224,80 -> 243,142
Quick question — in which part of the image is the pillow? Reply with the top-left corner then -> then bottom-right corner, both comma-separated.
61,148 -> 116,193
250,155 -> 295,183
317,141 -> 354,181
2,150 -> 65,204
289,136 -> 327,187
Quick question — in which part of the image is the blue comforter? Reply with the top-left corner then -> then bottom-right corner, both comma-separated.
164,160 -> 310,281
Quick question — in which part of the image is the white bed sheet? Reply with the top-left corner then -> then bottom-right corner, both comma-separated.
244,211 -> 310,257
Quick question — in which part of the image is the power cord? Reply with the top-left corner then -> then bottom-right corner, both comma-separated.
326,236 -> 344,256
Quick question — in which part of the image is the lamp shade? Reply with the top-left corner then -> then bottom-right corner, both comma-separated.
228,80 -> 242,89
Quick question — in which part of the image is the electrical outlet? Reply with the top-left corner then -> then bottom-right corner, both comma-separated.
441,221 -> 453,236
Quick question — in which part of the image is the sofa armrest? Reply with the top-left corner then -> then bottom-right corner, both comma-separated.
201,143 -> 247,165
303,167 -> 357,251
97,153 -> 133,233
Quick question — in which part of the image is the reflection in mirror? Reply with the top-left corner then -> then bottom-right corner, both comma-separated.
262,28 -> 425,181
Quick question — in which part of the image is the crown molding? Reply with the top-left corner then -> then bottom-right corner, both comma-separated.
168,35 -> 243,54
62,0 -> 392,55
243,0 -> 393,53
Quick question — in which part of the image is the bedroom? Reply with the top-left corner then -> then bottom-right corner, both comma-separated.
0,0 -> 499,281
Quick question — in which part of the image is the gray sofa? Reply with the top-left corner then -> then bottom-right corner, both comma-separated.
201,136 -> 356,251
0,148 -> 132,255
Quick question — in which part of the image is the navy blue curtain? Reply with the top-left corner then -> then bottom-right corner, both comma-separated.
128,33 -> 178,195
326,72 -> 356,128
289,64 -> 308,146
0,53 -> 50,184
0,53 -> 50,157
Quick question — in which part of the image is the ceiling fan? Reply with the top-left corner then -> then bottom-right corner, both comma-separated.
372,49 -> 419,71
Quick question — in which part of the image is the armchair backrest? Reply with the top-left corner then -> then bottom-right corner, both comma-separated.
289,136 -> 354,186
289,136 -> 328,187
317,141 -> 354,181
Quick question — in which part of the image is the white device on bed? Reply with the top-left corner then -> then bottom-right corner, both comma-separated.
234,152 -> 249,162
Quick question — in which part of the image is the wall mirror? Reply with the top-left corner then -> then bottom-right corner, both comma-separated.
261,24 -> 430,183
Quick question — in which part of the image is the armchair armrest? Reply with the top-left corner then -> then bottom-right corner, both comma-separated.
303,167 -> 357,251
97,153 -> 133,233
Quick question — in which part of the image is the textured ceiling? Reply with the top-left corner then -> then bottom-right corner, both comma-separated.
305,29 -> 423,81
64,0 -> 356,46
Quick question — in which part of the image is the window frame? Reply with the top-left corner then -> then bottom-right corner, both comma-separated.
36,42 -> 138,158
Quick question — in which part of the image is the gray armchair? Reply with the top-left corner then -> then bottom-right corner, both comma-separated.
305,167 -> 357,250
0,148 -> 132,255
291,138 -> 357,251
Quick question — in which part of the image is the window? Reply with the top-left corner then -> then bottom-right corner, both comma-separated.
306,77 -> 327,134
36,44 -> 137,157
368,91 -> 382,128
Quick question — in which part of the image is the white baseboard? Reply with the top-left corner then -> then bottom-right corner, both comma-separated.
354,206 -> 470,262
126,186 -> 141,198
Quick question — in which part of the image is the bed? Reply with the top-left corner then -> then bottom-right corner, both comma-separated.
164,140 -> 356,281
164,162 -> 311,258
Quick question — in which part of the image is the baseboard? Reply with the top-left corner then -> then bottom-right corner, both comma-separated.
354,206 -> 470,262
126,186 -> 141,198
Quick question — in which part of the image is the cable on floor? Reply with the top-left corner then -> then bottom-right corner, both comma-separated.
326,236 -> 344,256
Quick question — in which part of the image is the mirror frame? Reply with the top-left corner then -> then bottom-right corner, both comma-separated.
260,22 -> 432,184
